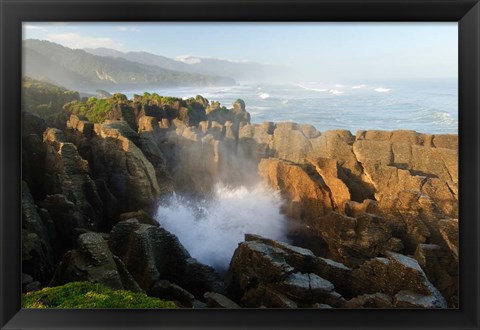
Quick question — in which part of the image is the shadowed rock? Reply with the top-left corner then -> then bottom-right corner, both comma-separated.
204,292 -> 241,308
150,280 -> 195,308
319,212 -> 403,267
351,251 -> 447,308
108,219 -> 225,298
22,181 -> 54,285
51,232 -> 142,292
227,234 -> 347,308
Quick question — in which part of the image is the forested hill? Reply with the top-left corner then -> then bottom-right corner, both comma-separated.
23,39 -> 235,91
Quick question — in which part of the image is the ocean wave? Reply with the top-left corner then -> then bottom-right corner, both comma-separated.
155,183 -> 288,271
430,111 -> 456,124
329,89 -> 344,95
352,84 -> 367,89
374,87 -> 391,92
247,105 -> 270,111
413,109 -> 456,125
296,84 -> 328,92
259,93 -> 270,99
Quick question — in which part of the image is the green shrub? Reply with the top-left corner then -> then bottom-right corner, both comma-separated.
87,98 -> 113,123
22,282 -> 176,309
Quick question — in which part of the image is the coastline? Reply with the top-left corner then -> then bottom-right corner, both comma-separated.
21,94 -> 458,308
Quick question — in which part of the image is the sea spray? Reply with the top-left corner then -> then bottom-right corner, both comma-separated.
155,182 -> 289,272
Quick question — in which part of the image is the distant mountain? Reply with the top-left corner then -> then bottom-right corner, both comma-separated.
23,39 -> 235,91
175,55 -> 287,82
23,48 -> 92,88
84,48 -> 287,83
84,48 -> 195,73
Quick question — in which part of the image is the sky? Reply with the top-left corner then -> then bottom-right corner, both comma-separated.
23,22 -> 458,81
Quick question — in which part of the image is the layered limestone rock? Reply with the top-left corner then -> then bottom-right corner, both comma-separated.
226,234 -> 348,308
204,292 -> 241,308
414,243 -> 458,307
22,112 -> 48,199
227,235 -> 448,308
43,127 -> 104,229
319,212 -> 403,267
108,219 -> 225,298
350,251 -> 447,308
438,219 -> 459,261
352,131 -> 458,252
66,115 -> 171,215
88,121 -> 163,211
21,97 -> 458,308
22,181 -> 54,284
258,158 -> 334,224
51,232 -> 142,292
150,280 -> 195,308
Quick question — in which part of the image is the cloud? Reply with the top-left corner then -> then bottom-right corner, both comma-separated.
24,24 -> 47,31
115,26 -> 140,32
45,33 -> 124,50
176,54 -> 252,64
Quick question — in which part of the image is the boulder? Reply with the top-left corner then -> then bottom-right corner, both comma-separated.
351,251 -> 447,308
50,232 -> 142,292
244,234 -> 352,295
345,293 -> 393,308
438,219 -> 458,260
204,292 -> 241,308
227,234 -> 347,308
118,209 -> 158,226
108,219 -> 225,298
150,280 -> 195,308
414,243 -> 458,307
319,212 -> 402,267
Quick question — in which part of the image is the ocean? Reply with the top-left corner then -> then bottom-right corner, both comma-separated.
122,78 -> 458,135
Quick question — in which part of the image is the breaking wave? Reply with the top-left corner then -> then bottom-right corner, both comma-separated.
154,183 -> 289,271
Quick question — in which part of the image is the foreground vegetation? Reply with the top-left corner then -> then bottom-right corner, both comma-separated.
23,282 -> 176,308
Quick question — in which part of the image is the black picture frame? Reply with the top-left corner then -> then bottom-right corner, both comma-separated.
1,0 -> 479,329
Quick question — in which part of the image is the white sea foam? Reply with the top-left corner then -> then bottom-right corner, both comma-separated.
247,105 -> 270,111
434,111 -> 454,123
259,93 -> 270,99
155,183 -> 289,271
297,84 -> 328,92
352,84 -> 367,89
329,89 -> 344,95
374,87 -> 391,92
